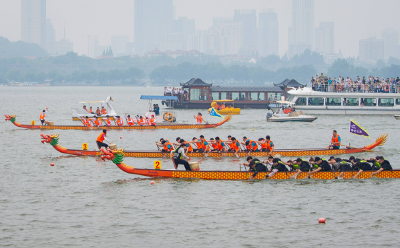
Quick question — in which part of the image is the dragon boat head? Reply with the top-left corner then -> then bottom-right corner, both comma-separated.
41,134 -> 60,145
4,115 -> 16,122
100,148 -> 125,163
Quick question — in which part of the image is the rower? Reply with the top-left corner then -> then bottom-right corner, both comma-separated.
126,115 -> 135,126
149,115 -> 156,126
221,103 -> 225,109
139,116 -> 146,126
105,115 -> 112,126
156,138 -> 173,152
264,135 -> 275,152
229,137 -> 241,156
191,137 -> 202,152
83,105 -> 90,113
266,158 -> 289,179
96,129 -> 110,150
85,116 -> 92,128
369,156 -> 392,177
214,137 -> 226,153
39,109 -> 48,125
247,156 -> 267,179
94,117 -> 102,127
209,138 -> 218,151
198,135 -> 210,154
101,106 -> 107,115
96,107 -> 101,115
258,138 -> 269,151
330,157 -> 352,179
327,130 -> 341,149
180,139 -> 193,153
194,112 -> 203,124
89,106 -> 93,114
116,116 -> 124,126
242,137 -> 258,152
170,142 -> 191,171
290,158 -> 311,179
239,156 -> 259,169
308,157 -> 332,176
351,156 -> 373,179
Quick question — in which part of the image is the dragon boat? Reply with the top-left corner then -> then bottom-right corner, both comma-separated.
40,133 -> 388,158
96,148 -> 400,180
5,115 -> 231,130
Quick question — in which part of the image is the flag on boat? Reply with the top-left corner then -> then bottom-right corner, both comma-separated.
349,119 -> 370,138
209,107 -> 223,118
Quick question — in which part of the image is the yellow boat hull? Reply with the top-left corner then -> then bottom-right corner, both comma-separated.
208,108 -> 241,115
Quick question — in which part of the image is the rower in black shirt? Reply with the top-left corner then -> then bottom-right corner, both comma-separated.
330,157 -> 353,179
248,158 -> 267,179
309,157 -> 332,176
350,156 -> 372,179
239,156 -> 260,170
370,156 -> 393,177
266,158 -> 289,179
290,158 -> 311,179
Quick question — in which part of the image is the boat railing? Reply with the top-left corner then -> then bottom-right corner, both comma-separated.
307,82 -> 400,93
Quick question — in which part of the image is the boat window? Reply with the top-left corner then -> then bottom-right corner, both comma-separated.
229,92 -> 239,101
378,98 -> 394,107
268,93 -> 283,101
239,92 -> 246,101
286,94 -> 294,102
212,92 -> 220,100
190,88 -> 208,101
396,99 -> 400,105
343,98 -> 359,106
326,97 -> 341,106
309,97 -> 324,106
249,92 -> 265,101
295,97 -> 307,105
360,98 -> 376,107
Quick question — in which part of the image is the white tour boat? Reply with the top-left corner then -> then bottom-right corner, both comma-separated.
267,101 -> 318,122
287,87 -> 400,114
71,96 -> 117,121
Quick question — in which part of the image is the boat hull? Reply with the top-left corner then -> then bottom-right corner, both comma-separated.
267,116 -> 317,122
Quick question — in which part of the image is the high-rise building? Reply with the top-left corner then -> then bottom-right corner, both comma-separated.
187,30 -> 209,53
134,0 -> 173,56
233,9 -> 257,53
258,10 -> 278,57
315,22 -> 334,54
382,29 -> 399,60
359,37 -> 384,62
45,18 -> 56,55
288,0 -> 314,57
21,0 -> 46,49
111,36 -> 129,56
55,26 -> 73,55
208,19 -> 243,55
172,17 -> 195,35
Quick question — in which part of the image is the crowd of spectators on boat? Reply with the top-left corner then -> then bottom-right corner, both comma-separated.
310,73 -> 400,93
164,87 -> 188,101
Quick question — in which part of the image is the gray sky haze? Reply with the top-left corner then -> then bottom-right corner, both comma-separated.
1,0 -> 399,57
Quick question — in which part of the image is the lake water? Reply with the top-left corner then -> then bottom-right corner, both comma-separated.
1,86 -> 399,247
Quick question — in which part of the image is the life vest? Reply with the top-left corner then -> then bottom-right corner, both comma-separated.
101,109 -> 106,114
96,109 -> 101,115
222,104 -> 225,109
200,140 -> 209,151
127,118 -> 134,126
183,141 -> 193,152
117,118 -> 123,126
196,115 -> 203,123
216,141 -> 224,150
246,140 -> 258,151
260,140 -> 268,149
150,118 -> 156,125
265,140 -> 274,150
106,118 -> 112,126
94,119 -> 101,126
231,141 -> 239,151
97,133 -> 105,142
139,117 -> 146,125
82,119 -> 87,126
293,164 -> 300,170
211,143 -> 218,150
373,161 -> 381,168
173,146 -> 183,159
332,135 -> 340,146
40,112 -> 45,120
163,141 -> 173,151
86,119 -> 92,128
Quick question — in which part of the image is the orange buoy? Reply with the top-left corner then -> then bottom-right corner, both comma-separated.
318,218 -> 326,224
120,136 -> 123,139
50,163 -> 54,166
150,181 -> 155,185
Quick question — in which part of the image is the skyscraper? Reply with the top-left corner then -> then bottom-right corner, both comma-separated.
208,18 -> 243,55
134,0 -> 173,55
233,10 -> 257,52
45,18 -> 56,55
359,37 -> 384,62
288,0 -> 314,57
382,29 -> 399,60
21,0 -> 46,49
315,22 -> 334,54
258,10 -> 278,57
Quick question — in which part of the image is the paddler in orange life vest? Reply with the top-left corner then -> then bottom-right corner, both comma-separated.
83,105 -> 90,113
174,137 -> 194,153
85,116 -> 92,128
39,109 -> 48,125
227,137 -> 241,156
96,129 -> 110,149
198,135 -> 210,153
96,107 -> 101,116
94,117 -> 102,127
258,135 -> 274,152
149,115 -> 156,126
138,116 -> 146,126
101,106 -> 107,115
211,136 -> 226,153
156,138 -> 173,152
116,116 -> 124,126
190,137 -> 202,152
194,112 -> 203,124
105,115 -> 112,126
126,114 -> 135,126
242,136 -> 259,153
327,130 -> 341,150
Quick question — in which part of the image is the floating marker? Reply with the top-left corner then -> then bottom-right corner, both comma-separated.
150,181 -> 155,185
50,163 -> 54,166
318,218 -> 326,224
120,136 -> 123,139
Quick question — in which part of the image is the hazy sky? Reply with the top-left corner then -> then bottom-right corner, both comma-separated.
1,0 -> 399,57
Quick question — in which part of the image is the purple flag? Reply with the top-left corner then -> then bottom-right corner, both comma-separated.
349,119 -> 369,138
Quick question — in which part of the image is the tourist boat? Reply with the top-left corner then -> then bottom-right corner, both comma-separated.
71,96 -> 117,121
394,115 -> 400,120
40,133 -> 388,158
267,101 -> 318,122
162,78 -> 303,109
97,148 -> 400,180
4,114 -> 231,130
208,100 -> 241,115
287,87 -> 400,114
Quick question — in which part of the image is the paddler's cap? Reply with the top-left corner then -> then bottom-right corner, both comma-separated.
152,115 -> 154,117
314,157 -> 321,162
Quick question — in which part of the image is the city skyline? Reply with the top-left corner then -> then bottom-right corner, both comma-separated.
1,0 -> 400,58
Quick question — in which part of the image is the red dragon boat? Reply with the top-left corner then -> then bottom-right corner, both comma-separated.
40,133 -> 388,158
96,147 -> 400,180
5,115 -> 231,130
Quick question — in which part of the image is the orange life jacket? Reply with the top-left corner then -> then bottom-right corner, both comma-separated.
97,133 -> 105,142
106,118 -> 112,126
183,141 -> 193,152
101,109 -> 106,114
150,118 -> 156,125
232,141 -> 239,152
196,115 -> 203,123
127,118 -> 134,126
216,141 -> 224,150
117,118 -> 123,126
246,140 -> 258,151
94,119 -> 101,126
260,140 -> 268,149
200,140 -> 209,151
40,113 -> 45,120
332,135 -> 340,146
163,141 -> 173,151
139,118 -> 146,125
96,109 -> 101,115
222,104 -> 225,109
265,140 -> 274,150
211,143 -> 218,150
86,119 -> 92,128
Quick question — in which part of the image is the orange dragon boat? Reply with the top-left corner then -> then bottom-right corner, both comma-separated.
5,115 -> 231,130
96,147 -> 400,180
40,133 -> 388,158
